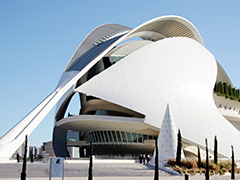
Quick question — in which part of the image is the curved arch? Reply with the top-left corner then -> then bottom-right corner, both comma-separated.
105,40 -> 153,57
52,127 -> 69,157
65,23 -> 132,71
55,93 -> 74,121
123,15 -> 204,45
55,92 -> 81,121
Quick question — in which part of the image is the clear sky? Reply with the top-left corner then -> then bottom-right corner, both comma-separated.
0,1 -> 239,147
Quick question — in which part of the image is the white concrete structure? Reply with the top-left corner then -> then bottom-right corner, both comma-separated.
157,104 -> 178,165
0,15 -> 240,161
151,104 -> 179,166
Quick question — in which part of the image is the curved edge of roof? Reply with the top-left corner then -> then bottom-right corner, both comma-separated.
64,23 -> 132,71
125,15 -> 204,46
216,60 -> 233,86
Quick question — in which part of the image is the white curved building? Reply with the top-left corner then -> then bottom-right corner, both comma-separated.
0,15 -> 240,160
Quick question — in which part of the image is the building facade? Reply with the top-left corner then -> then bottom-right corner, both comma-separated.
0,15 -> 240,161
52,16 -> 240,158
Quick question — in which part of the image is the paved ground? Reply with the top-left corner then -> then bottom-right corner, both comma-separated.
0,160 -> 240,179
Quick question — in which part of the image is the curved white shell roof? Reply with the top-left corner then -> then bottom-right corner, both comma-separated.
123,15 -> 204,45
64,15 -> 204,73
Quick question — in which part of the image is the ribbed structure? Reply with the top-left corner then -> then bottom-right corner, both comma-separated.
135,20 -> 197,41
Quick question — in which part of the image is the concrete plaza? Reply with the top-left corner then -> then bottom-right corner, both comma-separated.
0,160 -> 240,180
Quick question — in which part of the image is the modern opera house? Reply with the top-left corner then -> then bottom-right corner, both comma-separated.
0,15 -> 240,161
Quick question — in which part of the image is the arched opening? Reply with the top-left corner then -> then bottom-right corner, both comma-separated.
64,93 -> 81,118
55,93 -> 81,121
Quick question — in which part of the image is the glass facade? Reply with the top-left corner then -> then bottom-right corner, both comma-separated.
85,130 -> 157,144
66,130 -> 79,141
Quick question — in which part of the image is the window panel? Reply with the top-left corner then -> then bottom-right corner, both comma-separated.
100,131 -> 106,142
104,131 -> 109,142
94,131 -> 99,142
121,131 -> 127,142
143,135 -> 147,142
137,134 -> 143,143
96,131 -> 102,142
116,131 -> 122,142
89,132 -> 95,142
126,132 -> 132,142
107,131 -> 113,142
132,133 -> 137,143
112,131 -> 118,142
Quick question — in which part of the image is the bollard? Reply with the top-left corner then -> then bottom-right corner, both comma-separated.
185,174 -> 189,180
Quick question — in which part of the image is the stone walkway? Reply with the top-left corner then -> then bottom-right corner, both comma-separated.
0,160 -> 240,179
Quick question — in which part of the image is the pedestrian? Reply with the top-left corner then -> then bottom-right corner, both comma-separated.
16,153 -> 20,163
139,154 -> 142,164
147,154 -> 150,164
30,154 -> 34,163
142,154 -> 146,164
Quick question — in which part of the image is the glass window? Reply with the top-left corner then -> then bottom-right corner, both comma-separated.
148,135 -> 153,140
93,131 -> 99,142
137,134 -> 143,143
121,131 -> 127,142
107,131 -> 113,142
126,132 -> 132,142
116,131 -> 122,142
104,131 -> 109,142
112,131 -> 118,142
85,133 -> 90,143
89,132 -> 95,142
96,131 -> 102,142
143,135 -> 147,142
132,133 -> 137,143
100,131 -> 106,142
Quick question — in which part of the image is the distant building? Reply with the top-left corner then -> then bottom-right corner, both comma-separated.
29,146 -> 38,158
41,141 -> 54,157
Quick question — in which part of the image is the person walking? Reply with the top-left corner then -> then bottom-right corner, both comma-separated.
142,154 -> 146,164
139,154 -> 142,164
16,153 -> 20,163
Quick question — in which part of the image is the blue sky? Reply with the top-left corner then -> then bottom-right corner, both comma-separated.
0,1 -> 239,147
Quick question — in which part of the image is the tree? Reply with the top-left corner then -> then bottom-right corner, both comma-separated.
233,88 -> 236,98
214,135 -> 218,164
21,135 -> 28,180
218,82 -> 224,94
228,85 -> 233,97
197,146 -> 201,168
154,137 -> 159,180
205,138 -> 209,180
223,82 -> 229,96
88,140 -> 93,180
214,83 -> 217,92
231,145 -> 235,179
176,129 -> 182,166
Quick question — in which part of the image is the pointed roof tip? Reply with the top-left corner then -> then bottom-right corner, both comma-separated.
165,102 -> 171,116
